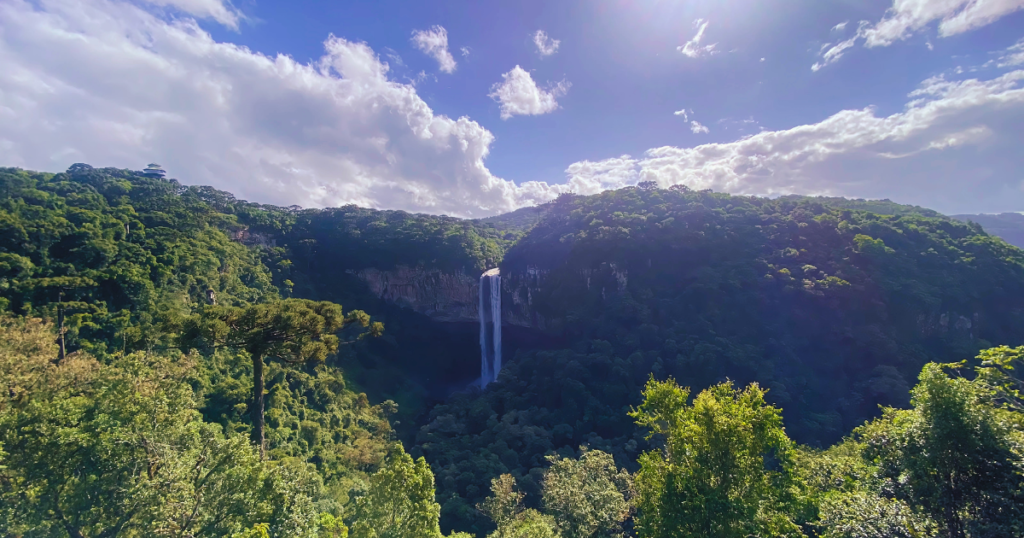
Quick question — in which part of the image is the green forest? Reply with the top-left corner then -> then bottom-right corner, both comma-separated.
1,166 -> 1023,537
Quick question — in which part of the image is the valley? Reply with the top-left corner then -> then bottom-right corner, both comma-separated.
2,165 -> 1023,537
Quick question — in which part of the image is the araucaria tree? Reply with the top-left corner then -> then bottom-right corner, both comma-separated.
179,298 -> 382,458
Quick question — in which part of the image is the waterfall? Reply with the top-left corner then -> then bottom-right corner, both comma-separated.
479,272 -> 490,386
479,268 -> 501,388
490,273 -> 502,378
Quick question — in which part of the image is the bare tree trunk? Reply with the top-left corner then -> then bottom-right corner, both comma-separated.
56,292 -> 66,364
252,353 -> 266,459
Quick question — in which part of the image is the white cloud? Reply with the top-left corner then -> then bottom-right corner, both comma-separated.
564,70 -> 1024,214
865,0 -> 1024,46
488,66 -> 570,120
460,46 -> 471,57
411,25 -> 456,73
816,0 -> 1024,70
995,38 -> 1024,67
140,0 -> 243,29
677,110 -> 710,133
563,156 -> 640,194
383,47 -> 405,67
717,117 -> 762,134
533,30 -> 560,57
0,0 -> 536,217
831,21 -> 849,33
3,0 -> 1023,218
812,35 -> 859,71
678,19 -> 717,58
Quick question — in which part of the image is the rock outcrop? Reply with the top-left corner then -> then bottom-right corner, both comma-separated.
502,266 -> 550,329
351,265 -> 552,329
350,266 -> 480,323
351,262 -> 636,332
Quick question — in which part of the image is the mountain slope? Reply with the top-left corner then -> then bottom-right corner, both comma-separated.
7,165 -> 1024,537
952,212 -> 1024,248
415,185 -> 1024,534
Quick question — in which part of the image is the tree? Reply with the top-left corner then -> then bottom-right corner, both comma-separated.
974,345 -> 1024,411
480,474 -> 561,538
479,474 -> 524,532
816,491 -> 937,538
179,298 -> 383,458
554,192 -> 577,206
349,446 -> 443,538
793,441 -> 936,538
630,377 -> 802,538
0,317 -> 324,537
860,363 -> 1024,538
542,448 -> 632,538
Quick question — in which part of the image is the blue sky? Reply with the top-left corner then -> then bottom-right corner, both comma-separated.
1,0 -> 1023,216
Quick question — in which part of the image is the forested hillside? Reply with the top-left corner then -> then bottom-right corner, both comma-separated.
952,212 -> 1024,249
416,183 -> 1024,533
0,166 -> 399,536
1,166 -> 1023,538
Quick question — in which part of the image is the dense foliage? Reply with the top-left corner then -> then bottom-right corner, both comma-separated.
631,379 -> 800,538
951,212 -> 1024,249
416,185 -> 1024,533
0,165 -> 278,354
2,165 -> 1023,537
0,317 -> 326,536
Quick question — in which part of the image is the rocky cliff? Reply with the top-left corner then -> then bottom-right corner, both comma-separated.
501,266 -> 549,330
350,266 -> 481,323
351,265 -> 559,329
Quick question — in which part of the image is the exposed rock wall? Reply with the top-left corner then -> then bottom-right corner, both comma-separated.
351,266 -> 480,323
230,228 -> 277,249
351,262 -> 635,331
502,266 -> 550,329
918,311 -> 980,339
351,265 -> 555,329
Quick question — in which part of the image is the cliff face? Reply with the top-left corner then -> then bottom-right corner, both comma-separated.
351,266 -> 481,323
501,266 -> 549,330
351,265 -> 556,329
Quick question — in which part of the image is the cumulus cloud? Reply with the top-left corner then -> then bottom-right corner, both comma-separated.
816,0 -> 1024,70
679,19 -> 717,58
533,30 -> 560,57
564,70 -> 1024,214
488,66 -> 570,120
460,46 -> 471,57
3,0 -> 1023,218
0,0 -> 538,216
563,156 -> 639,193
411,25 -> 456,73
674,109 -> 691,121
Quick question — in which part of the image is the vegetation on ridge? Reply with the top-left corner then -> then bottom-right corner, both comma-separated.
1,165 -> 1022,537
418,183 -> 1024,533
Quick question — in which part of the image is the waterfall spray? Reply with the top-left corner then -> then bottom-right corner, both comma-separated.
479,268 -> 501,388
